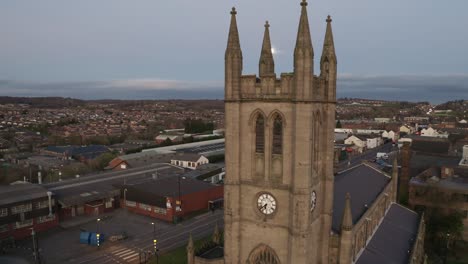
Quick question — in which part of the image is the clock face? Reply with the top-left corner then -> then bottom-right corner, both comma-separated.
257,193 -> 277,215
311,191 -> 317,212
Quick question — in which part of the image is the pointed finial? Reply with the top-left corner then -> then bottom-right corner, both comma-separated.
187,233 -> 194,250
327,15 -> 332,23
213,223 -> 221,244
392,157 -> 398,177
259,18 -> 275,77
231,7 -> 237,15
301,0 -> 308,7
341,193 -> 353,231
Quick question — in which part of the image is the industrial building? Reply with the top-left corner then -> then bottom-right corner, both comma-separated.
0,184 -> 58,240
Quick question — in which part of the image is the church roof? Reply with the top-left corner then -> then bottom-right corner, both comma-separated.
355,203 -> 420,264
332,163 -> 390,232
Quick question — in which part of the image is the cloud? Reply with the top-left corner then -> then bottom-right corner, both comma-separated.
0,74 -> 466,103
0,79 -> 223,100
337,74 -> 468,103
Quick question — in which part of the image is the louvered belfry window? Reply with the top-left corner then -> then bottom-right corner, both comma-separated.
272,116 -> 283,154
255,116 -> 265,153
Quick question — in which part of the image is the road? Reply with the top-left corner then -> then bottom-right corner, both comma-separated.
337,142 -> 396,171
68,210 -> 223,264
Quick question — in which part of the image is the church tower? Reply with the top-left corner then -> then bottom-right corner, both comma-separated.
224,1 -> 337,263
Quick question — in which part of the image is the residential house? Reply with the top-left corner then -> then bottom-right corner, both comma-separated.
155,134 -> 183,144
399,125 -> 414,135
170,153 -> 209,170
344,135 -> 366,153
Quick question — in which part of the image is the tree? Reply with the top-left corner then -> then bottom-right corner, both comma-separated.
184,118 -> 214,134
425,208 -> 464,257
336,120 -> 342,128
88,152 -> 117,171
160,138 -> 173,147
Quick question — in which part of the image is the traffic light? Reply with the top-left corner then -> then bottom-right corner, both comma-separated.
153,239 -> 157,251
97,233 -> 100,247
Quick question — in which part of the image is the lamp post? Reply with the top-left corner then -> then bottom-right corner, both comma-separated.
123,188 -> 128,212
178,175 -> 181,211
96,218 -> 101,234
151,222 -> 159,263
30,227 -> 41,264
444,232 -> 450,264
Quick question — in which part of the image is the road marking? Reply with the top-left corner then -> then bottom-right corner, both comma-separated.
110,248 -> 131,255
126,256 -> 139,261
114,249 -> 133,256
122,253 -> 139,260
115,250 -> 136,258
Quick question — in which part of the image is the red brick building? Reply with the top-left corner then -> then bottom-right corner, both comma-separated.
121,177 -> 223,222
0,184 -> 59,240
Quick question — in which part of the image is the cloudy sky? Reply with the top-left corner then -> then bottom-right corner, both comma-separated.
1,0 -> 467,103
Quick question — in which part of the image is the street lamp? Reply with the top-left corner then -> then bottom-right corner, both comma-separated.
177,176 -> 185,212
96,218 -> 101,234
30,227 -> 41,264
123,188 -> 128,211
151,221 -> 159,263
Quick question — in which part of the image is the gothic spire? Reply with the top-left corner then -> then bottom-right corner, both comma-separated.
321,15 -> 336,63
293,0 -> 314,100
225,7 -> 243,100
259,21 -> 275,77
341,193 -> 353,231
226,7 -> 241,54
294,0 -> 313,57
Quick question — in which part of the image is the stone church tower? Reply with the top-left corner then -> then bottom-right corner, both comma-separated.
223,1 -> 337,263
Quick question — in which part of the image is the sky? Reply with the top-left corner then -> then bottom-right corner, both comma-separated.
0,0 -> 467,103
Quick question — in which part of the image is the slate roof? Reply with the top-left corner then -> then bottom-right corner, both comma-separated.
410,153 -> 460,178
0,184 -> 50,205
45,163 -> 181,207
355,203 -> 419,264
178,142 -> 225,155
409,136 -> 450,154
170,153 -> 205,162
182,163 -> 224,180
332,163 -> 390,233
45,145 -> 110,159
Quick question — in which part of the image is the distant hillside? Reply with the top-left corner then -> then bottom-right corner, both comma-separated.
0,96 -> 85,108
435,100 -> 467,111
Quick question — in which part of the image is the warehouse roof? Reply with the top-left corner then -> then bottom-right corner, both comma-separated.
125,176 -> 220,198
0,184 -> 50,205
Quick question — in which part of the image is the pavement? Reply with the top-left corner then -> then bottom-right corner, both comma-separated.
2,208 -> 223,264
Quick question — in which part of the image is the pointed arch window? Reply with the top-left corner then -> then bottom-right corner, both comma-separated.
255,116 -> 265,153
248,244 -> 280,264
272,115 -> 283,155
